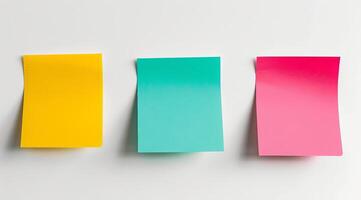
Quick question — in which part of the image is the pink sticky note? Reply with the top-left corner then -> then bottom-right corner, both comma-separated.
256,57 -> 342,156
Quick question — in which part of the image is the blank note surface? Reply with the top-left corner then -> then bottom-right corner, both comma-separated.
256,57 -> 342,156
137,57 -> 224,153
21,54 -> 103,148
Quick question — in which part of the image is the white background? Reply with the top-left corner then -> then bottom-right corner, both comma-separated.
0,0 -> 360,199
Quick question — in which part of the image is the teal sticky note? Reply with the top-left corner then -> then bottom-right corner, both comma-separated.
137,57 -> 224,153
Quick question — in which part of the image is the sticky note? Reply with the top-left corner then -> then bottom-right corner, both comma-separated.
137,57 -> 224,153
256,57 -> 342,156
21,54 -> 103,148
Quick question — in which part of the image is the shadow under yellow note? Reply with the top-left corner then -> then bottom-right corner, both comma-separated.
21,54 -> 103,148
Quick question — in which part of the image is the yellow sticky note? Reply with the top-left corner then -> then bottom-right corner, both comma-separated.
21,54 -> 103,148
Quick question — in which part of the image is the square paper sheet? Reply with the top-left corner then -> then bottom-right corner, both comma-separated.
137,57 -> 224,153
256,57 -> 342,156
21,54 -> 103,148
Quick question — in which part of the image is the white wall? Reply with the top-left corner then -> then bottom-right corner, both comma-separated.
0,0 -> 360,199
